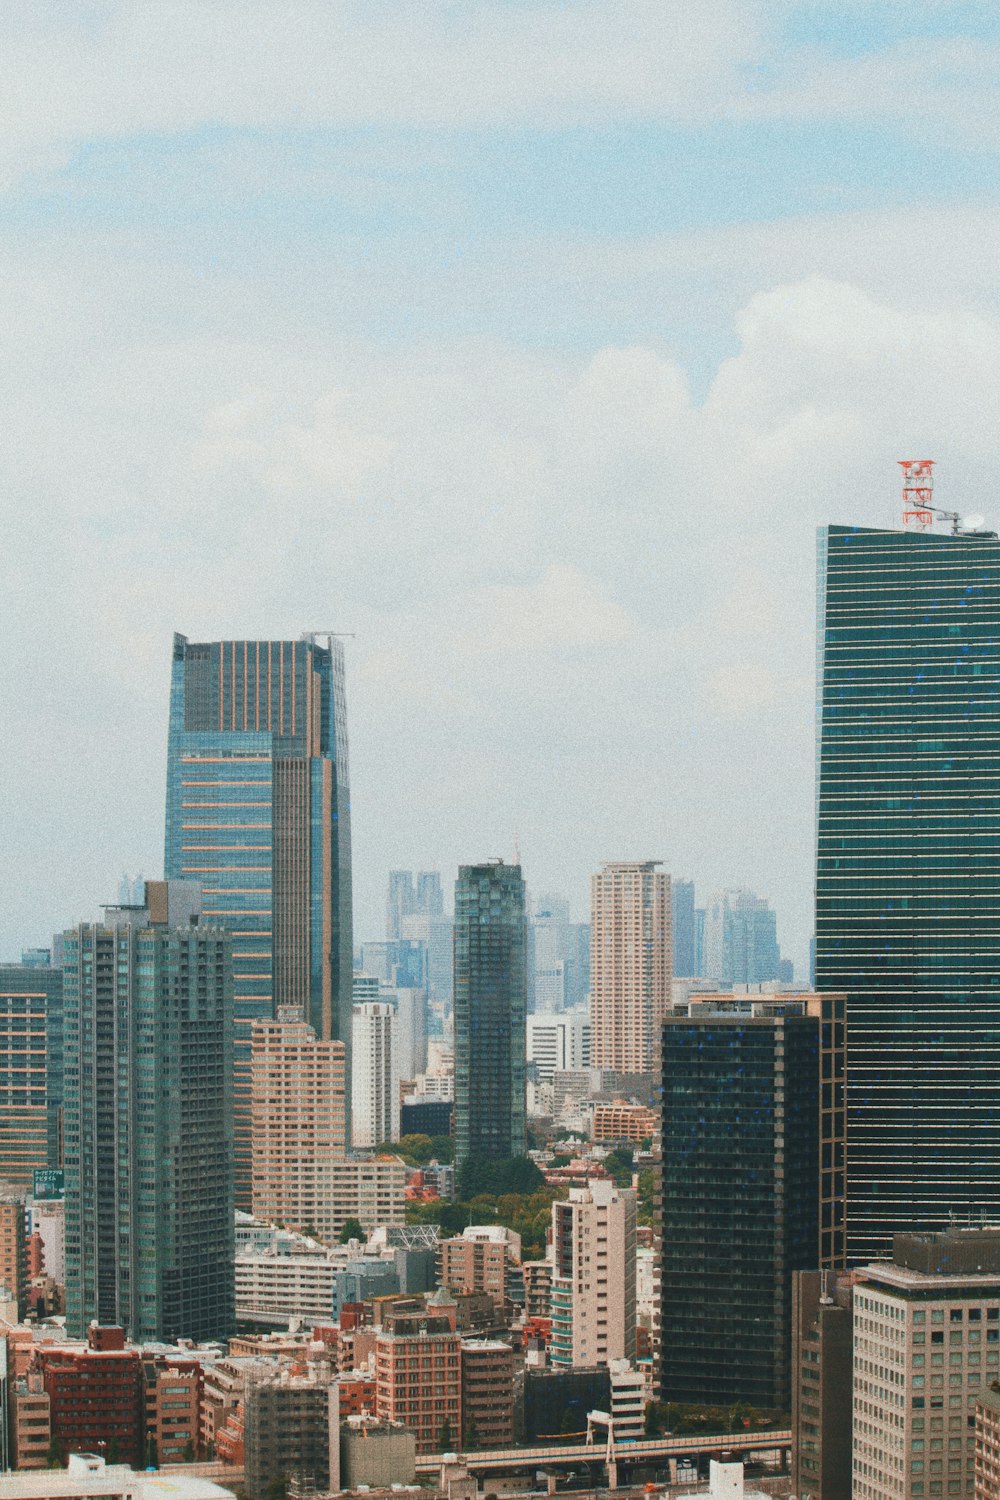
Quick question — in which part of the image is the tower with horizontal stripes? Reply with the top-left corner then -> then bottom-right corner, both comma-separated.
165,633 -> 352,1205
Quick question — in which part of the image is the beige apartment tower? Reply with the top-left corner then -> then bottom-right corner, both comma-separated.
250,1011 -> 346,1237
549,1177 -> 637,1367
590,861 -> 671,1074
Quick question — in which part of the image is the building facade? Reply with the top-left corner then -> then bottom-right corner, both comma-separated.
660,993 -> 847,1409
527,1010 -> 590,1081
164,633 -> 352,1203
792,1270 -> 854,1500
62,887 -> 235,1342
816,523 -> 1000,1262
549,1178 -> 637,1369
852,1227 -> 1000,1500
453,862 -> 527,1165
250,1012 -> 346,1236
374,1323 -> 462,1454
590,862 -> 670,1075
352,1002 -> 398,1148
0,964 -> 62,1187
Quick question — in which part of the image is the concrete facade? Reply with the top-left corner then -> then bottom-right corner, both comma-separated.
589,862 -> 670,1075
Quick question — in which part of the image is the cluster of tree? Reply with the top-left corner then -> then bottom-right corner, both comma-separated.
457,1154 -> 544,1198
644,1401 -> 784,1436
407,1181 -> 567,1260
376,1132 -> 454,1165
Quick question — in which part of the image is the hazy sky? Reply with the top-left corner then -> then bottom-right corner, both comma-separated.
5,2 -> 1000,971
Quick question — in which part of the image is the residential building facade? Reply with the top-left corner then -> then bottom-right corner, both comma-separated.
590,862 -> 670,1075
549,1178 -> 637,1369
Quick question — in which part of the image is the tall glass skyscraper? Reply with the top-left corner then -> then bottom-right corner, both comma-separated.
453,861 -> 527,1165
815,523 -> 1000,1262
62,884 -> 234,1342
165,634 -> 352,1203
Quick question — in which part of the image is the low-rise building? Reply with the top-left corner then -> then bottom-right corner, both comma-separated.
340,1415 -> 416,1489
591,1100 -> 658,1145
243,1366 -> 340,1500
143,1357 -> 202,1465
9,1371 -> 51,1470
374,1322 -> 462,1454
38,1328 -> 145,1468
439,1227 -> 521,1315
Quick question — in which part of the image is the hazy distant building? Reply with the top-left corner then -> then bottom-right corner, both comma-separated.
401,913 -> 454,1005
62,883 -> 234,1342
0,962 -> 62,1187
590,862 -> 671,1074
660,992 -> 846,1409
454,862 -> 527,1165
532,895 -> 589,1013
386,869 -> 443,940
671,879 -> 697,977
352,1002 -> 398,1148
550,1178 -> 636,1368
164,633 -> 353,1203
703,888 -> 780,986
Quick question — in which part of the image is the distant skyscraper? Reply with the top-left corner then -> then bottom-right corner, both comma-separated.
401,913 -> 454,1004
386,869 -> 443,940
453,862 -> 527,1164
659,992 -> 846,1408
702,888 -> 781,986
670,879 -> 696,976
0,962 -> 62,1187
164,633 -> 352,1204
62,883 -> 234,1342
589,862 -> 671,1074
352,1002 -> 398,1148
816,522 -> 1000,1262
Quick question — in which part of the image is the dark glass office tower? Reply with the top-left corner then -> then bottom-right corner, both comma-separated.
165,634 -> 352,1203
659,994 -> 846,1409
62,884 -> 234,1342
816,524 -> 1000,1263
453,862 -> 527,1165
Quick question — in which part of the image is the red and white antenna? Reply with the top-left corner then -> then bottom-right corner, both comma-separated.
899,460 -> 935,529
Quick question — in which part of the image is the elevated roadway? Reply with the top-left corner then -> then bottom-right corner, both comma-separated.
415,1429 -> 792,1481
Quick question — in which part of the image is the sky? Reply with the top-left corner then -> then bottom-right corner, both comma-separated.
4,1 -> 1000,972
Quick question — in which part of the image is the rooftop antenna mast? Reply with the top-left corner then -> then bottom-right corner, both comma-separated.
899,460 -> 961,534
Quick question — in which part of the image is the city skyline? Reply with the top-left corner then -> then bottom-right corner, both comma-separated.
6,7 -> 1000,984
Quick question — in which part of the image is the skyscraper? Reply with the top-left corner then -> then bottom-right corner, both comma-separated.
702,887 -> 781,986
62,883 -> 234,1342
453,861 -> 527,1165
386,869 -> 443,940
164,634 -> 352,1203
590,861 -> 671,1075
815,522 -> 1000,1262
659,992 -> 846,1408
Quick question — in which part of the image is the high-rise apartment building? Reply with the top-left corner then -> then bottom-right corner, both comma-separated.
164,634 -> 352,1203
62,884 -> 234,1342
250,1012 -> 346,1235
852,1226 -> 1000,1500
0,1198 -> 27,1318
660,993 -> 846,1409
590,861 -> 670,1074
453,862 -> 527,1165
374,1317 -> 462,1453
815,522 -> 1000,1262
0,963 -> 62,1186
352,1002 -> 398,1148
702,888 -> 781,986
549,1177 -> 637,1368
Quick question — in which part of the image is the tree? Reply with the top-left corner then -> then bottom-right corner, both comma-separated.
439,1418 -> 453,1451
339,1217 -> 365,1243
463,1418 -> 479,1451
602,1146 -> 634,1188
47,1437 -> 63,1469
264,1477 -> 288,1500
458,1154 -> 544,1198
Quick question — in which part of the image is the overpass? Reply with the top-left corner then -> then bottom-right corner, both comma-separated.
415,1429 -> 792,1485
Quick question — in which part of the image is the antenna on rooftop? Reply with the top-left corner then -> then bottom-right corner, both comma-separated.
899,460 -> 936,530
